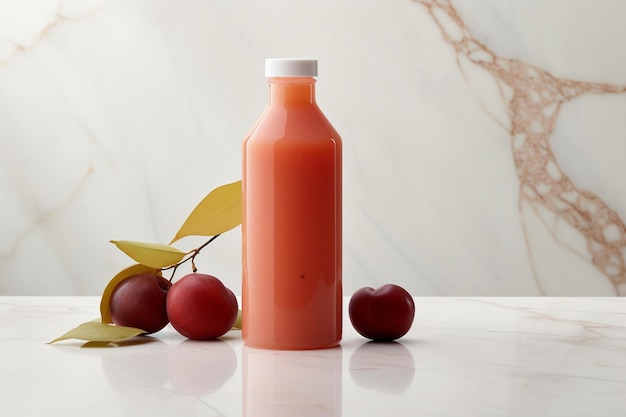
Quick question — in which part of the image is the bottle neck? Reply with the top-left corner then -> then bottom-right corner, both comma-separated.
268,77 -> 316,106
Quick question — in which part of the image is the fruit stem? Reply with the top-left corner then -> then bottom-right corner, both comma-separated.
162,234 -> 221,281
196,233 -> 221,252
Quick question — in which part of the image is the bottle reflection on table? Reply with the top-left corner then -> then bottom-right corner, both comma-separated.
243,345 -> 342,417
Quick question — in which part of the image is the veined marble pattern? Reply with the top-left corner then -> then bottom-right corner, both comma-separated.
415,0 -> 626,295
2,0 -> 626,295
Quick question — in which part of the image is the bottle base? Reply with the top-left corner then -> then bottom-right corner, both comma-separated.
243,339 -> 341,351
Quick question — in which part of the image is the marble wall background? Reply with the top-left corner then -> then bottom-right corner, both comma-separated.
2,0 -> 626,296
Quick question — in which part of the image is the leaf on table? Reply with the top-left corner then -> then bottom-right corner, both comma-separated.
48,320 -> 146,344
110,240 -> 187,269
170,180 -> 242,243
82,337 -> 158,348
100,264 -> 162,323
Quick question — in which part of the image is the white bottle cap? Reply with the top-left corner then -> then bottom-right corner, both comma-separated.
265,58 -> 318,77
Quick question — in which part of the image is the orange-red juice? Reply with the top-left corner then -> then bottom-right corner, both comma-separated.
242,63 -> 342,350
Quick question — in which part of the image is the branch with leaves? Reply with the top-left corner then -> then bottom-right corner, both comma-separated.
50,180 -> 242,345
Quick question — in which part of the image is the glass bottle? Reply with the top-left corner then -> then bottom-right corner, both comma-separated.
242,58 -> 342,350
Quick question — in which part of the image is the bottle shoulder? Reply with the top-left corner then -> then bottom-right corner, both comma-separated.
245,104 -> 341,143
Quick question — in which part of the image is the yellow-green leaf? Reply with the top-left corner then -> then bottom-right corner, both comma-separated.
100,264 -> 162,323
232,309 -> 242,330
170,180 -> 242,244
110,240 -> 187,269
48,320 -> 146,344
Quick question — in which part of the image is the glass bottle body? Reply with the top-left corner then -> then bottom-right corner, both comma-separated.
242,77 -> 342,350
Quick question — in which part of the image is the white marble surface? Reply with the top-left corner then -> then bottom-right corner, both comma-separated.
3,0 -> 626,295
2,296 -> 626,416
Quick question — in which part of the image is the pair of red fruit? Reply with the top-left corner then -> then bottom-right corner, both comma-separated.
109,273 -> 238,340
110,273 -> 415,342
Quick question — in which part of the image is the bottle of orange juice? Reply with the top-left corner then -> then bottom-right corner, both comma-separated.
242,58 -> 342,350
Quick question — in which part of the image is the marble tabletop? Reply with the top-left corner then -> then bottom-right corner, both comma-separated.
1,296 -> 625,416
